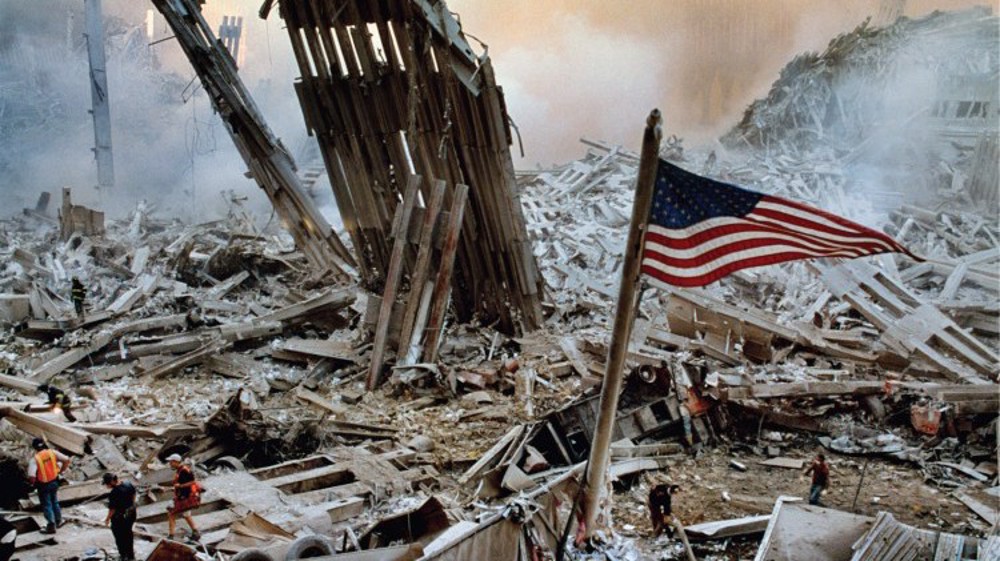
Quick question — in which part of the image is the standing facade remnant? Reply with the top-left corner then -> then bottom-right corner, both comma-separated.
276,0 -> 545,334
83,0 -> 115,190
218,15 -> 244,67
151,0 -> 355,280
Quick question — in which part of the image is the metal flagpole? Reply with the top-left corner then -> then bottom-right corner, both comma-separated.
579,109 -> 662,540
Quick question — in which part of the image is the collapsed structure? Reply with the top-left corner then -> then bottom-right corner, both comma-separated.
0,3 -> 997,561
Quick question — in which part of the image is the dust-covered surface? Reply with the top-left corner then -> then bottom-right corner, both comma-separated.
0,3 -> 997,561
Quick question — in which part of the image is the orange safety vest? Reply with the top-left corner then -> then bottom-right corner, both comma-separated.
34,450 -> 60,484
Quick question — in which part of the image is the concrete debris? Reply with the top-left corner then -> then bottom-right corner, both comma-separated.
0,2 -> 996,561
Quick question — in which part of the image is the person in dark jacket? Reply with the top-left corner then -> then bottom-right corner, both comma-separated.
103,473 -> 137,561
648,481 -> 681,536
71,277 -> 86,318
36,383 -> 77,422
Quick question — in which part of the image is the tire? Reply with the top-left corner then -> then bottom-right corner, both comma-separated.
231,548 -> 274,561
284,535 -> 335,560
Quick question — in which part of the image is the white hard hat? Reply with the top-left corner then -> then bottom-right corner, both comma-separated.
165,453 -> 183,462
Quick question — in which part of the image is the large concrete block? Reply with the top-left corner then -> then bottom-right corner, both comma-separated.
0,294 -> 30,325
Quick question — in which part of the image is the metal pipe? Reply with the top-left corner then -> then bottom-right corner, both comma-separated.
580,109 -> 662,539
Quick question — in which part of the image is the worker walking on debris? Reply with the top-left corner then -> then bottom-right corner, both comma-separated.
804,452 -> 830,506
28,438 -> 70,534
648,477 -> 680,536
35,383 -> 77,422
103,472 -> 137,561
70,276 -> 86,318
166,454 -> 201,541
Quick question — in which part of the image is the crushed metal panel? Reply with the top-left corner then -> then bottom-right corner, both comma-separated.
754,498 -> 874,561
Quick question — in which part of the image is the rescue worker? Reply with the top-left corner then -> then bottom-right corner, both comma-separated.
165,454 -> 201,541
0,515 -> 15,561
648,477 -> 681,536
27,438 -> 70,534
103,473 -> 137,561
71,276 -> 86,318
36,383 -> 76,422
804,452 -> 831,506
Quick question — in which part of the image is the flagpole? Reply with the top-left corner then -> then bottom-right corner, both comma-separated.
580,109 -> 662,541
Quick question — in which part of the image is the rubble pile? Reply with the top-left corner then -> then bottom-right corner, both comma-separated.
0,2 -> 996,561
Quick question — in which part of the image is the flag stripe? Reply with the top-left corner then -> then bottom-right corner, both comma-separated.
641,249 -> 849,287
645,221 -> 883,254
644,229 -> 874,262
642,241 -> 865,278
758,197 -> 911,254
748,208 -> 896,248
640,159 -> 919,288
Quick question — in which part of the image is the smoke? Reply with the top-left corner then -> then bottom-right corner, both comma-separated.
0,0 -> 990,223
449,0 -> 991,166
0,0 -> 308,221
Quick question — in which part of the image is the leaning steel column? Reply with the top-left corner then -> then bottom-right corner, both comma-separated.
83,0 -> 114,190
580,110 -> 662,540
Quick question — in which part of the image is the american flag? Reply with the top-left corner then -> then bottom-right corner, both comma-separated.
641,159 -> 919,288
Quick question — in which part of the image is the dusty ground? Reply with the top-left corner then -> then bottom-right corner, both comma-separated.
611,443 -> 993,559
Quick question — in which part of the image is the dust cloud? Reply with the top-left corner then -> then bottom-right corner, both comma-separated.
0,0 -> 991,218
449,0 -> 993,166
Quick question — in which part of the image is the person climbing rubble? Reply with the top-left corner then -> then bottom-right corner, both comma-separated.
27,438 -> 70,534
70,276 -> 87,318
803,452 -> 831,506
35,383 -> 77,422
648,476 -> 681,536
103,472 -> 137,561
166,454 -> 201,542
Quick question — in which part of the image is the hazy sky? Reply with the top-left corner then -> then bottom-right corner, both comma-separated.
444,0 -> 994,165
4,0 -> 991,214
186,0 -> 995,166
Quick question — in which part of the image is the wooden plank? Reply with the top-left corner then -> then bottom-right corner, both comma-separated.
938,263 -> 968,301
255,288 -> 354,324
956,492 -> 998,526
749,381 -> 884,399
0,372 -> 38,395
29,332 -> 113,382
207,270 -> 250,298
367,174 -> 422,389
142,339 -> 229,379
759,457 -> 805,469
686,515 -> 770,540
396,179 -> 447,362
76,423 -> 202,439
421,184 -> 468,363
0,407 -> 91,455
295,386 -> 347,417
277,339 -> 357,362
459,424 -> 523,484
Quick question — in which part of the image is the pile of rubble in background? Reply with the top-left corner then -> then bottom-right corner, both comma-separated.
0,4 -> 997,561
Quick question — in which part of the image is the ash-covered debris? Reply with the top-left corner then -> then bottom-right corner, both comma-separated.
0,2 -> 997,561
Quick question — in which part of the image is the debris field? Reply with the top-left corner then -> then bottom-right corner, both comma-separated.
0,2 -> 997,561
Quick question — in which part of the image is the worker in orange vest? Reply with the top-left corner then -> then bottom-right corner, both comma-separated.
27,438 -> 70,534
166,454 -> 201,541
